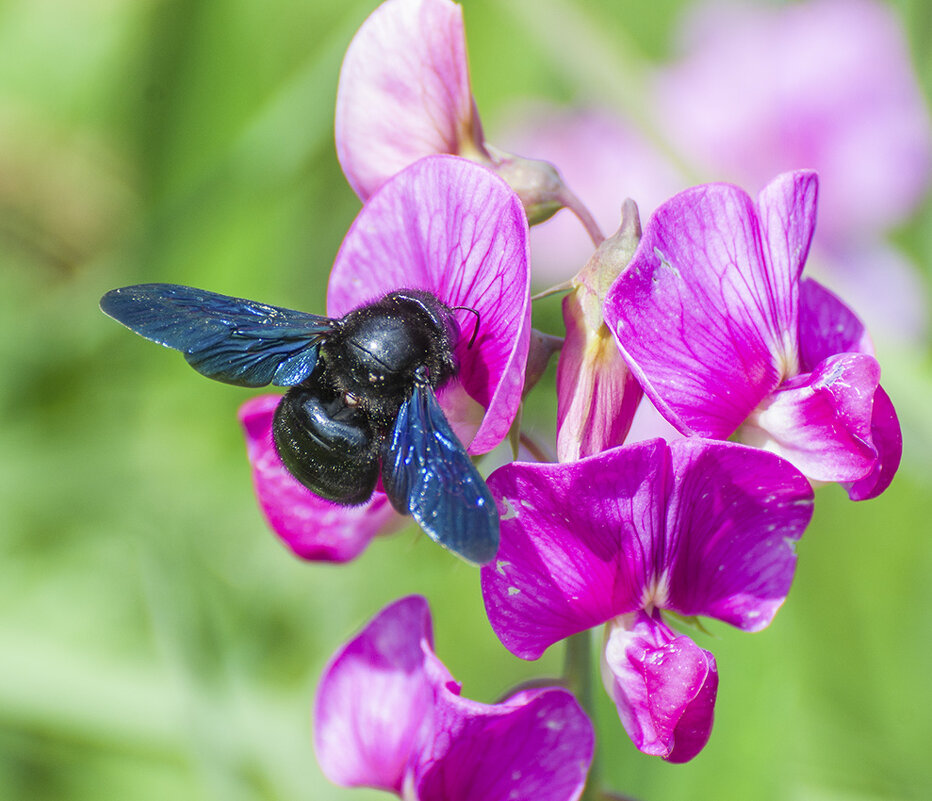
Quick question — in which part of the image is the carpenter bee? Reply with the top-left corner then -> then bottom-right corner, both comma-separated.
100,284 -> 499,565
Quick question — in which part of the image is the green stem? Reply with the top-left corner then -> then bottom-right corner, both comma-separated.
563,630 -> 601,801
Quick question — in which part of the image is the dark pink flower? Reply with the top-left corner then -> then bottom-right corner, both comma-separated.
241,156 -> 530,561
605,171 -> 901,499
481,439 -> 813,760
315,596 -> 594,800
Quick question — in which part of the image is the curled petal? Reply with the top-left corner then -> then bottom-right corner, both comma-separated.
328,156 -> 531,453
663,439 -> 813,630
842,385 -> 901,500
335,0 -> 482,200
556,289 -> 642,461
606,181 -> 788,439
413,687 -> 594,801
314,596 -> 452,793
238,396 -> 398,562
481,442 -> 668,660
601,611 -> 717,763
739,353 -> 882,483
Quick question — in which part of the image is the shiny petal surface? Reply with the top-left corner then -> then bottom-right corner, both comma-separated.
663,439 -> 812,630
314,596 -> 447,793
842,385 -> 902,501
740,353 -> 882,482
414,687 -> 594,801
238,396 -> 397,562
481,442 -> 667,660
606,181 -> 788,438
796,278 -> 901,498
556,290 -> 642,462
335,0 -> 480,200
328,156 -> 531,453
601,611 -> 717,763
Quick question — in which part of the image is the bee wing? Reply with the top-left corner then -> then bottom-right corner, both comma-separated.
381,382 -> 499,565
100,283 -> 335,387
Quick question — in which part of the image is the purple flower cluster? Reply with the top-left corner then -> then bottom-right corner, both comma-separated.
217,0 -> 911,795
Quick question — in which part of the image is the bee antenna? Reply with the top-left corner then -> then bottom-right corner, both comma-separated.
451,305 -> 481,349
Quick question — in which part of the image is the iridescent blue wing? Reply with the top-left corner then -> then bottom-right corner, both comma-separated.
381,382 -> 499,565
100,283 -> 335,387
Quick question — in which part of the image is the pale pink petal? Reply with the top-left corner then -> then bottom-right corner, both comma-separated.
556,289 -> 642,462
238,395 -> 398,562
314,596 -> 449,792
335,0 -> 482,200
739,353 -> 882,483
327,156 -> 530,453
481,442 -> 667,660
663,439 -> 812,630
413,687 -> 594,801
601,611 -> 717,763
606,182 -> 785,438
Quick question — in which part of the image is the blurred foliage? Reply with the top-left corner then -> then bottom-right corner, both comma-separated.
0,0 -> 929,800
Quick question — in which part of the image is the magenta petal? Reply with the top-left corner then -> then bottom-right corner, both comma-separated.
601,611 -> 717,763
481,442 -> 667,660
843,385 -> 902,500
335,0 -> 481,201
755,170 -> 817,365
328,156 -> 531,453
663,439 -> 812,630
798,277 -> 873,369
238,396 -> 397,562
314,596 -> 448,793
742,353 -> 882,483
413,688 -> 594,801
605,182 -> 785,439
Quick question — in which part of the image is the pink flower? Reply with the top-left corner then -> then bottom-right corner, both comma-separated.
481,439 -> 813,761
315,596 -> 594,800
241,156 -> 530,561
336,0 -> 594,228
604,171 -> 901,499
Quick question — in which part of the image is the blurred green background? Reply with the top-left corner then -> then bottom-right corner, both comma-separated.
1,0 -> 931,799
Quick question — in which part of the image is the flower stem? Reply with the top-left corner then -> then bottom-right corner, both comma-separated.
558,185 -> 605,248
563,630 -> 601,801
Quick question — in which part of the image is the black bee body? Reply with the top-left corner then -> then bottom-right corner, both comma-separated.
273,290 -> 460,506
99,283 -> 499,564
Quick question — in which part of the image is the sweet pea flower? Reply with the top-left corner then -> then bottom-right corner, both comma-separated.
556,199 -> 643,462
605,171 -> 901,499
315,595 -> 594,800
240,155 -> 530,561
481,439 -> 813,761
336,0 -> 600,232
654,0 -> 931,341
